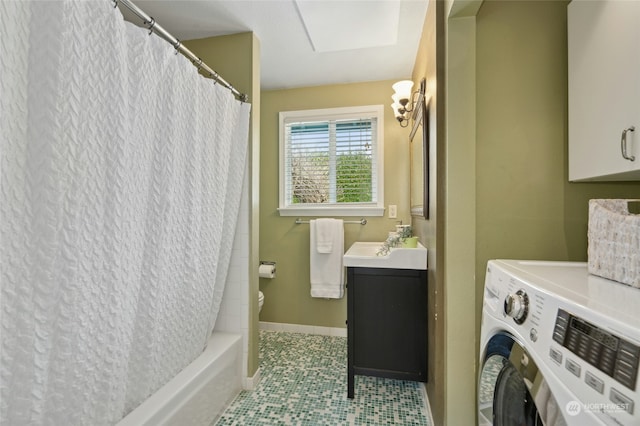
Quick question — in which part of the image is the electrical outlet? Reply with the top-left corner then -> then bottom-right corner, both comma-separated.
388,205 -> 397,219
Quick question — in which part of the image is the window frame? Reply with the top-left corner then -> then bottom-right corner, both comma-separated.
278,105 -> 385,217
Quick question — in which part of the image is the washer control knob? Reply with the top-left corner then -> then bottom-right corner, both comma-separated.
504,290 -> 529,324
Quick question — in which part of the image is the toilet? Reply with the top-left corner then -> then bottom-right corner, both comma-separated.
258,291 -> 264,313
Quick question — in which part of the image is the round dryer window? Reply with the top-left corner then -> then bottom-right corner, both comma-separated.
478,333 -> 568,426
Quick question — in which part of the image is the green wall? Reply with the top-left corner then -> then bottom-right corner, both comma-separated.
260,81 -> 411,328
408,0 -> 446,422
443,1 -> 639,424
442,3 -> 478,426
475,0 -> 639,320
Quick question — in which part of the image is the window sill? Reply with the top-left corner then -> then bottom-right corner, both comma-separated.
278,206 -> 385,217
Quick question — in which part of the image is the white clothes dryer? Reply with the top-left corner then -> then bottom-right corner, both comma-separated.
478,260 -> 640,426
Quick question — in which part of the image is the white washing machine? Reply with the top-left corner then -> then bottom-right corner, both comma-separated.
478,260 -> 640,426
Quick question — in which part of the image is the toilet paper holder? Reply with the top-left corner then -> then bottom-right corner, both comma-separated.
259,261 -> 276,279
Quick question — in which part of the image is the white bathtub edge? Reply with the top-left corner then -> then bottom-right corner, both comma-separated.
117,332 -> 242,426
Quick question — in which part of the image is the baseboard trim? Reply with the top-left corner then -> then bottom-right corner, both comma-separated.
259,321 -> 347,337
420,383 -> 435,426
243,367 -> 261,390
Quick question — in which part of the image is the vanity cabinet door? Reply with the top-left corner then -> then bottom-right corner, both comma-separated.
347,267 -> 427,398
568,0 -> 640,181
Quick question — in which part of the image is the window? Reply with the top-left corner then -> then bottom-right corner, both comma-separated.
278,105 -> 384,216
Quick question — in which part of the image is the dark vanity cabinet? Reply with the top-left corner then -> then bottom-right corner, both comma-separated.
347,267 -> 428,398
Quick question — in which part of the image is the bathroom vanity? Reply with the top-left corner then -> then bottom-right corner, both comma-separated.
343,242 -> 428,399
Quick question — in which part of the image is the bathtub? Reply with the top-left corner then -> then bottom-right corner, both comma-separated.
117,332 -> 243,426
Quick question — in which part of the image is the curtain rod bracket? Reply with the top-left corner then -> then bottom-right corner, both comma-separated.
146,18 -> 156,35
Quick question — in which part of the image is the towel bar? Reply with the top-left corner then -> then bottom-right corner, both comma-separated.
295,218 -> 367,225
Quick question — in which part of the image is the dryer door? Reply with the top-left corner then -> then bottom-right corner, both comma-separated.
478,333 -> 567,426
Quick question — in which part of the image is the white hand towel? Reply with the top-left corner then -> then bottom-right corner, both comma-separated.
315,218 -> 336,253
310,219 -> 344,298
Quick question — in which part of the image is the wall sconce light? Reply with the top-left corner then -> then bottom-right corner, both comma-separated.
391,78 -> 426,128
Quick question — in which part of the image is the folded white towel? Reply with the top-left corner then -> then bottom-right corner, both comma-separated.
315,218 -> 336,253
310,219 -> 344,299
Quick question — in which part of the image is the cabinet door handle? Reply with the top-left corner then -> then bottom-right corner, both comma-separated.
621,126 -> 635,161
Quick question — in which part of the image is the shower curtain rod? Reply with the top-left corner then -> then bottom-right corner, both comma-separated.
115,0 -> 249,103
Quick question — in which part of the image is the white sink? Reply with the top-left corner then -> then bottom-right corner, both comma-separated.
343,241 -> 428,270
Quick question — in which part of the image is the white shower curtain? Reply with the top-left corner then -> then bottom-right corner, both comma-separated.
0,1 -> 251,424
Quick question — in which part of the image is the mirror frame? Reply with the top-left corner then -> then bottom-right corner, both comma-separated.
421,98 -> 430,219
410,85 -> 429,219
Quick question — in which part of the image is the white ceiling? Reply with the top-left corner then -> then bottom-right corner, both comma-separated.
129,0 -> 430,90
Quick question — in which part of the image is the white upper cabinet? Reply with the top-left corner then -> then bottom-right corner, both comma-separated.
568,0 -> 640,181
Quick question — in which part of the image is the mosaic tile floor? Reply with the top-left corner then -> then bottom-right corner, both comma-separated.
215,330 -> 432,426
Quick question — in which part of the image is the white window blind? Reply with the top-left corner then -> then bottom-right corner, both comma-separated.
279,105 -> 384,216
